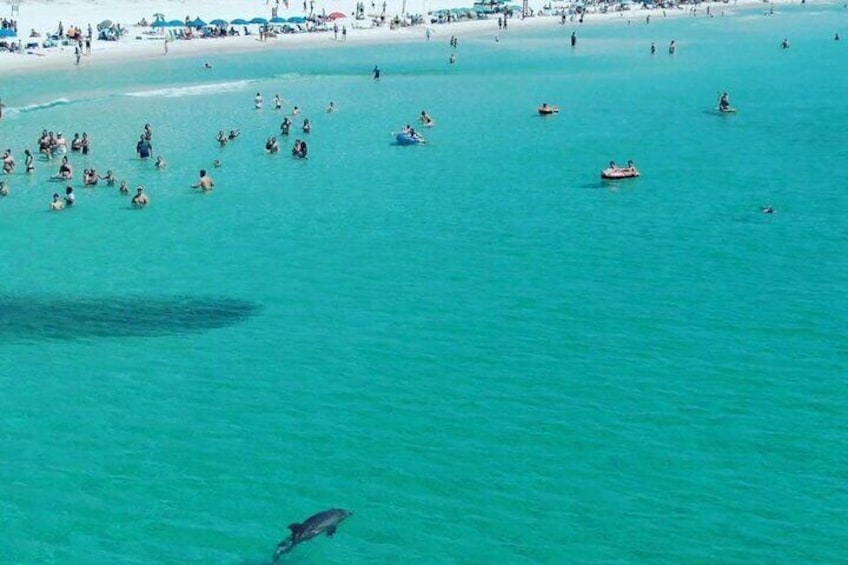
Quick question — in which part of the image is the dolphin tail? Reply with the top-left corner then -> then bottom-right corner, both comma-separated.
273,538 -> 295,561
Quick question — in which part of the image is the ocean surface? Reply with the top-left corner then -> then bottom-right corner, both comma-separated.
1,4 -> 847,563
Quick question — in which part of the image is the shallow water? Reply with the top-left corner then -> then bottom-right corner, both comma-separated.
1,4 -> 847,563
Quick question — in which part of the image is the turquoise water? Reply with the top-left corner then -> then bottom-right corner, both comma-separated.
2,4 -> 847,563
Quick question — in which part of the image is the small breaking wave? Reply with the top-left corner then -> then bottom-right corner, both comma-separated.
3,98 -> 72,117
124,80 -> 255,98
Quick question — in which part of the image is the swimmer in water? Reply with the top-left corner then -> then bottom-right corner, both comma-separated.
327,101 -> 336,113
50,192 -> 65,211
119,180 -> 130,194
761,205 -> 775,214
204,62 -> 213,69
0,180 -> 8,196
213,159 -> 222,168
192,169 -> 215,192
255,92 -> 263,109
25,149 -> 34,173
131,185 -> 149,207
217,130 -> 229,146
228,129 -> 240,140
274,95 -> 283,110
64,185 -> 75,207
265,136 -> 280,154
302,118 -> 312,133
155,155 -> 167,169
292,106 -> 300,116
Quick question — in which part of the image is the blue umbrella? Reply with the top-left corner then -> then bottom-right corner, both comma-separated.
270,16 -> 286,23
167,19 -> 186,27
209,19 -> 229,26
151,20 -> 169,28
249,17 -> 269,24
230,18 -> 249,25
0,28 -> 17,37
190,18 -> 207,28
287,16 -> 306,23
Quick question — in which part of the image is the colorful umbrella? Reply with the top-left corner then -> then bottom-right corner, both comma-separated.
328,12 -> 346,19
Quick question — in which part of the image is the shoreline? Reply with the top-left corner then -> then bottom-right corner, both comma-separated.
0,0 -> 776,77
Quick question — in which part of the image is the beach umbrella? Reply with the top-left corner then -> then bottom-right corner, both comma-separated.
153,13 -> 166,21
98,19 -> 113,29
190,18 -> 207,28
151,20 -> 169,28
249,17 -> 269,24
270,16 -> 287,23
209,19 -> 229,26
230,18 -> 249,25
287,16 -> 307,23
328,11 -> 346,19
0,28 -> 17,37
167,19 -> 186,27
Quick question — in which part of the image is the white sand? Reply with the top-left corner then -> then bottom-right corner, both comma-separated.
0,0 -> 766,75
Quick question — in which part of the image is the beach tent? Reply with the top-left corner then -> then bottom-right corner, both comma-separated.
249,17 -> 269,24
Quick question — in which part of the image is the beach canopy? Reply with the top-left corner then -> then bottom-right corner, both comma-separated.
151,20 -> 169,28
270,16 -> 287,23
230,18 -> 250,25
287,16 -> 307,23
190,18 -> 207,28
167,19 -> 186,27
328,12 -> 346,19
209,19 -> 229,26
0,28 -> 17,37
249,17 -> 269,24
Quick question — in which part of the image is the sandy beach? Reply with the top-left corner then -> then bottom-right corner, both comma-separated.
0,0 -> 763,75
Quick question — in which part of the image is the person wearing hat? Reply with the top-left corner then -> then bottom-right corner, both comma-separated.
131,185 -> 149,207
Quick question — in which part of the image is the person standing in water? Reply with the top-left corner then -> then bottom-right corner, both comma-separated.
570,32 -> 576,47
668,39 -> 676,54
650,41 -> 656,54
192,169 -> 215,192
255,92 -> 263,109
373,65 -> 381,79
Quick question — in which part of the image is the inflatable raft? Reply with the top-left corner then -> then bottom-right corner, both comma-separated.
396,132 -> 425,145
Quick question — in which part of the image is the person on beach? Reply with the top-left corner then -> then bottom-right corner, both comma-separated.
24,149 -> 34,173
255,92 -> 263,109
136,135 -> 152,159
74,45 -> 81,65
131,185 -> 149,207
50,192 -> 65,211
570,32 -> 576,47
192,169 -> 215,192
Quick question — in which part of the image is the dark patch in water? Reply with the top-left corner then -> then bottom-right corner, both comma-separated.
0,295 -> 260,340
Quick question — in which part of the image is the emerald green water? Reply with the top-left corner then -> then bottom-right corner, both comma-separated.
1,4 -> 847,563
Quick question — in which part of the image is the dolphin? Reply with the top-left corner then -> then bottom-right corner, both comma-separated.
273,508 -> 352,561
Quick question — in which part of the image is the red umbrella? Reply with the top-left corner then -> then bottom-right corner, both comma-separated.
328,12 -> 346,20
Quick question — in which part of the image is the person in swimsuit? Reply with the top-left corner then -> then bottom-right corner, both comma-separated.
192,169 -> 215,191
131,185 -> 149,206
24,149 -> 34,173
50,192 -> 65,211
136,135 -> 153,159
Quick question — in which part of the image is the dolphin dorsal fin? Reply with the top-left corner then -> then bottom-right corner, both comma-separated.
288,523 -> 304,536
